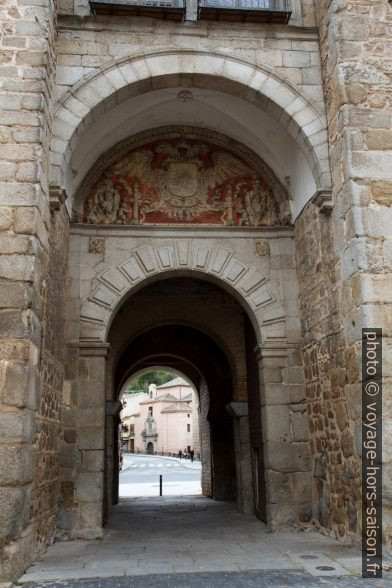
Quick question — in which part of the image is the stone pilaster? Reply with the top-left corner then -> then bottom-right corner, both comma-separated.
256,345 -> 312,529
67,343 -> 108,539
226,402 -> 255,515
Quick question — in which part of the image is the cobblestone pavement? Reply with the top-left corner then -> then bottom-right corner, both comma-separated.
18,496 -> 388,586
20,570 -> 392,588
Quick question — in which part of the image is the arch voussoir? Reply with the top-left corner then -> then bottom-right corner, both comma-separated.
80,241 -> 288,346
51,49 -> 331,201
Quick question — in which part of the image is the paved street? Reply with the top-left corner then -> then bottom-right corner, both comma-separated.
18,495 -> 390,587
119,454 -> 201,497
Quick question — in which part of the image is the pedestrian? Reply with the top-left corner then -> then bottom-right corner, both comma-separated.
189,449 -> 194,463
178,449 -> 182,460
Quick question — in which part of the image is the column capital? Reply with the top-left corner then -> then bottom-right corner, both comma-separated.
226,402 -> 249,418
255,343 -> 299,360
69,342 -> 110,357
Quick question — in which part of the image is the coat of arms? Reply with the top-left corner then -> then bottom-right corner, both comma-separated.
81,135 -> 284,226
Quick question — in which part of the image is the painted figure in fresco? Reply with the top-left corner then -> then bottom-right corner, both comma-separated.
238,180 -> 279,226
82,137 -> 282,227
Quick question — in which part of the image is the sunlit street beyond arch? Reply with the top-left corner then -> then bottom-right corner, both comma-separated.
119,454 -> 202,497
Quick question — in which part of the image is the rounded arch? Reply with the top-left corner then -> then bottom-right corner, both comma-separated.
79,242 -> 287,346
51,49 -> 331,205
119,365 -> 198,397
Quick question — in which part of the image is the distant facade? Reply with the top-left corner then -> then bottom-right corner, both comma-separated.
132,379 -> 200,456
120,391 -> 149,452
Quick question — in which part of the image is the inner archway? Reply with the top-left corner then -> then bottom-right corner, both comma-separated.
105,277 -> 265,524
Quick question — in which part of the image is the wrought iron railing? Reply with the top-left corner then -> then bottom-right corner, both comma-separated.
90,0 -> 185,16
91,0 -> 183,6
199,0 -> 289,10
90,0 -> 290,21
198,0 -> 290,22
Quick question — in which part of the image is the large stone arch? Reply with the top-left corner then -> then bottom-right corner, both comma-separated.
79,240 -> 286,346
51,49 -> 331,202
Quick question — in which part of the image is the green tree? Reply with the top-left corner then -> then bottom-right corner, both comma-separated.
126,370 -> 175,394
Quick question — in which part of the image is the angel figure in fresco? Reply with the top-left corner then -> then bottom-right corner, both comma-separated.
85,173 -> 130,225
237,180 -> 279,226
116,198 -> 129,224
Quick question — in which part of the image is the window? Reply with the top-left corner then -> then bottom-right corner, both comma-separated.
149,406 -> 153,416
187,414 -> 190,418
187,424 -> 191,433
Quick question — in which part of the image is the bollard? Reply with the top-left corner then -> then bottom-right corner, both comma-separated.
159,474 -> 162,496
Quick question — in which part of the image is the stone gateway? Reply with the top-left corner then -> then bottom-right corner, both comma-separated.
0,0 -> 391,582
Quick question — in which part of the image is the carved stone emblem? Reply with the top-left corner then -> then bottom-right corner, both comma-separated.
79,130 -> 287,227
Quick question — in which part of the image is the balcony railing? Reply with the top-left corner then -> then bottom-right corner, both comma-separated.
90,0 -> 185,21
90,0 -> 291,22
198,0 -> 291,22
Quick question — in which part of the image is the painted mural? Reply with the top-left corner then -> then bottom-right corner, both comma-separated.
82,137 -> 283,226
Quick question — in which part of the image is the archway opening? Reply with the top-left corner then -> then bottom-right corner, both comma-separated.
118,367 -> 203,498
105,276 -> 266,524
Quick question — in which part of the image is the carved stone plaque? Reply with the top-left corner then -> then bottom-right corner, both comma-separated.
79,130 -> 287,227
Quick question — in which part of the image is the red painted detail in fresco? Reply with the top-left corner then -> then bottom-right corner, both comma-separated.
82,138 -> 281,226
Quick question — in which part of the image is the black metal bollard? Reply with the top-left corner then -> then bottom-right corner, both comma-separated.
159,474 -> 162,496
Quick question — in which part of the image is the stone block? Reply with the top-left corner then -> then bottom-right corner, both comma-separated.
263,383 -> 291,405
267,502 -> 298,528
292,471 -> 312,504
371,181 -> 392,207
290,410 -> 309,442
265,470 -> 291,503
60,446 -> 80,469
0,255 -> 35,281
78,501 -> 102,528
1,362 -> 37,409
0,310 -> 41,346
80,450 -> 104,472
0,411 -> 35,443
0,281 -> 31,310
0,163 -> 16,182
76,472 -> 103,502
78,427 -> 104,450
282,51 -> 310,68
0,488 -> 30,541
342,107 -> 391,130
0,447 -> 34,486
56,66 -> 84,86
262,405 -> 290,443
78,408 -> 104,428
282,366 -> 305,385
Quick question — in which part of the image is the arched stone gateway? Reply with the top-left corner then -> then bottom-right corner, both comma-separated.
62,125 -> 313,540
50,50 -> 332,216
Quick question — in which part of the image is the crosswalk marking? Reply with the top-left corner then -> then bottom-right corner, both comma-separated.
127,462 -> 181,469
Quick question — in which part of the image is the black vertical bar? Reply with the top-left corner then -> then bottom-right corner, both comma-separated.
159,474 -> 163,496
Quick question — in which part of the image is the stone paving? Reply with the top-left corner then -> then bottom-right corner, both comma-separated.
19,570 -> 392,588
18,497 -> 391,586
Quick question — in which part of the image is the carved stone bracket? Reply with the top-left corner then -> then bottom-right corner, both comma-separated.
74,342 -> 110,357
105,400 -> 122,417
49,184 -> 67,213
311,189 -> 333,214
226,402 -> 249,418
